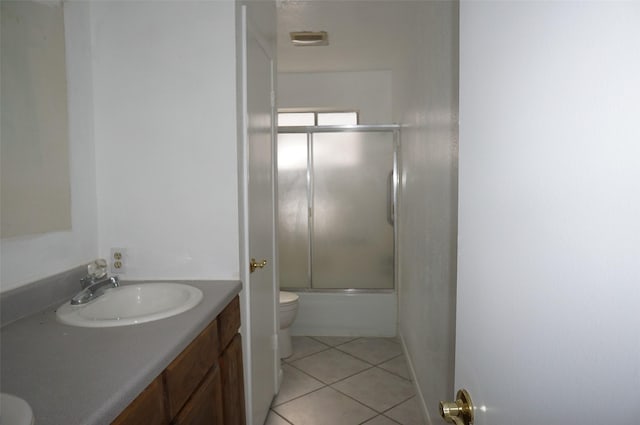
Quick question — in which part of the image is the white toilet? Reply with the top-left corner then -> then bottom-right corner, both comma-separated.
278,291 -> 299,358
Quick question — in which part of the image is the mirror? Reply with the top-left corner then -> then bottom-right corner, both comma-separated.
1,0 -> 71,238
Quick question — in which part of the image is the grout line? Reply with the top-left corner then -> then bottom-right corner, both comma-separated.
331,338 -> 404,366
379,414 -> 404,425
285,361 -> 329,384
332,345 -> 404,367
268,409 -> 295,425
272,385 -> 329,409
282,336 -> 335,363
331,346 -> 382,367
376,360 -> 414,382
308,335 -> 361,347
326,367 -> 416,414
332,347 -> 382,367
381,394 -> 417,414
324,363 -> 376,386
272,365 -> 328,407
330,384 -> 387,415
357,414 -> 404,425
283,346 -> 332,363
357,414 -> 403,425
288,347 -> 377,381
278,336 -> 416,423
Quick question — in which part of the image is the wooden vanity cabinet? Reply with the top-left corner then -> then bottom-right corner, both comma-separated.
112,295 -> 244,425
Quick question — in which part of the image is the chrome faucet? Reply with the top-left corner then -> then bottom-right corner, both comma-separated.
71,275 -> 120,305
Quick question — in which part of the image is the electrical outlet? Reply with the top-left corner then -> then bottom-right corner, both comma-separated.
110,248 -> 127,274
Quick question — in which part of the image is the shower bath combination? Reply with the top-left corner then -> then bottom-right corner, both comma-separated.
277,123 -> 399,293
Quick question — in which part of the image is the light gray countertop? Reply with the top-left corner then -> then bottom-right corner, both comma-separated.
0,280 -> 242,425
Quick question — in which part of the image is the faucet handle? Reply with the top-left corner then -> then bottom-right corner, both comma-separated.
80,259 -> 108,289
87,259 -> 108,279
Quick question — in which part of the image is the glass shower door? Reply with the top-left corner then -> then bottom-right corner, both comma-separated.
311,131 -> 394,289
277,127 -> 396,291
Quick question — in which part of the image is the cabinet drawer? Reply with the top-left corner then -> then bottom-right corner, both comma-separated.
172,365 -> 224,425
218,296 -> 240,351
164,319 -> 220,418
112,376 -> 167,425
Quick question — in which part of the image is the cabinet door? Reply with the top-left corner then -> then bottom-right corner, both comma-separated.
220,334 -> 246,425
165,320 -> 219,418
112,376 -> 168,425
172,366 -> 224,425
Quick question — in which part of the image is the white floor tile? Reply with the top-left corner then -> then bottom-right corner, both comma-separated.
291,348 -> 371,384
332,367 -> 415,413
273,387 -> 377,425
265,410 -> 292,425
310,336 -> 358,347
336,338 -> 402,365
273,364 -> 325,406
362,415 -> 401,425
385,396 -> 426,425
285,336 -> 330,362
273,336 -> 423,425
378,355 -> 411,380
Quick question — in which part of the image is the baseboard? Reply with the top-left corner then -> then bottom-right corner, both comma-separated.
398,332 -> 433,425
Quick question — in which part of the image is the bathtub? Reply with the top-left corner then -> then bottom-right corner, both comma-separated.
289,291 -> 397,337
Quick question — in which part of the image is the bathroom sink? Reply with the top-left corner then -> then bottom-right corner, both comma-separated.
56,283 -> 203,327
1,393 -> 34,425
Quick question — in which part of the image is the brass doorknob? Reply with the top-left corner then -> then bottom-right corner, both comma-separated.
249,258 -> 267,273
439,389 -> 474,425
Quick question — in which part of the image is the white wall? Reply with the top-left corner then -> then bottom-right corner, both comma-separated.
278,71 -> 392,124
91,1 -> 240,280
457,2 -> 640,424
393,1 -> 459,423
1,2 -> 98,292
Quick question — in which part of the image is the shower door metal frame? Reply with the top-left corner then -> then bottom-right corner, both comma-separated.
278,124 -> 400,293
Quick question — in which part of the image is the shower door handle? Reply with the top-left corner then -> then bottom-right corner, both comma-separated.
387,170 -> 394,226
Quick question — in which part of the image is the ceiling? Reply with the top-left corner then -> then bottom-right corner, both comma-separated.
277,0 -> 414,73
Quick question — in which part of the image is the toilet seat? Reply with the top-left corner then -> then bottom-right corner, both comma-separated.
279,291 -> 299,306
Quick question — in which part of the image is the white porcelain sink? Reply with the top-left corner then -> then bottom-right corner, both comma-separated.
1,393 -> 34,425
56,283 -> 203,327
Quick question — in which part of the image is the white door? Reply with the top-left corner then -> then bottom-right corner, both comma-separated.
454,2 -> 640,425
240,5 -> 278,425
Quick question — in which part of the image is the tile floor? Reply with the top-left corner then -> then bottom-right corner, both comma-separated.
265,336 -> 425,425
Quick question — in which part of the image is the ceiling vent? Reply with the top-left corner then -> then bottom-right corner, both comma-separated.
290,31 -> 329,47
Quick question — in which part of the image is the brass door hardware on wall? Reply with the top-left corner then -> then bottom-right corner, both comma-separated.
439,389 -> 474,425
249,258 -> 267,273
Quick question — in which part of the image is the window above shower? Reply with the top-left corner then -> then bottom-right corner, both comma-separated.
278,111 -> 359,127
